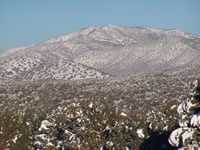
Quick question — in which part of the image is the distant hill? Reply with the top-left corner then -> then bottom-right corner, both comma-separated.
0,25 -> 200,81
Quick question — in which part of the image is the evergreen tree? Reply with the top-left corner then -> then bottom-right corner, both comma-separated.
169,80 -> 200,149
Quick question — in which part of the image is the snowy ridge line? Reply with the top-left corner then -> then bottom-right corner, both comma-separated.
0,25 -> 200,79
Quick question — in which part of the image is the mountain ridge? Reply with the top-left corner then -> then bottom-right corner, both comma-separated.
1,25 -> 199,58
0,25 -> 200,80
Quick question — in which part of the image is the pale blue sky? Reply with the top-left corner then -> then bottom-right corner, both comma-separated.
0,0 -> 199,51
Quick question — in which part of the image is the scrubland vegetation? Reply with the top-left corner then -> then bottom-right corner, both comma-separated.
1,69 -> 199,149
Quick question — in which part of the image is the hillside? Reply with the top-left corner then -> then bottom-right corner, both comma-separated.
0,55 -> 109,81
0,25 -> 200,79
0,64 -> 200,149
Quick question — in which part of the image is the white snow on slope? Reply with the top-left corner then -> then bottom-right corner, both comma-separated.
0,55 -> 109,81
0,25 -> 200,79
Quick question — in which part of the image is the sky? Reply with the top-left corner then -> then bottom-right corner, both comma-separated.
0,0 -> 200,51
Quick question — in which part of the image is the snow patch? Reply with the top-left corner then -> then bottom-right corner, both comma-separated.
190,112 -> 200,128
137,129 -> 145,138
39,120 -> 53,131
120,112 -> 127,117
170,105 -> 176,110
88,102 -> 93,108
168,128 -> 183,147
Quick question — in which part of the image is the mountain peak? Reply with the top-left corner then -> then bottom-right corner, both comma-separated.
0,25 -> 200,80
104,24 -> 119,28
80,26 -> 99,35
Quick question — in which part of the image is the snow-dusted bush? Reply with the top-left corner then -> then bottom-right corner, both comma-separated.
33,101 -> 139,150
169,80 -> 200,149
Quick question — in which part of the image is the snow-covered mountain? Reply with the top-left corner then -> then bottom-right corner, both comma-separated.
0,25 -> 200,80
1,25 -> 200,149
